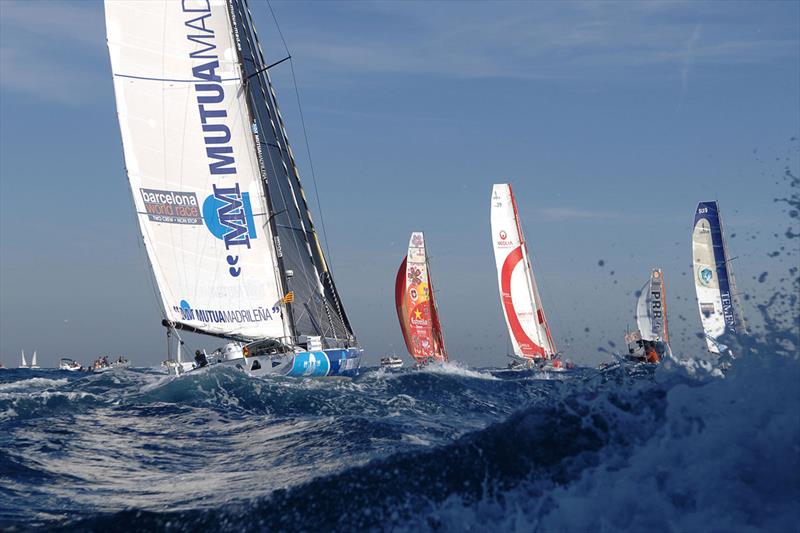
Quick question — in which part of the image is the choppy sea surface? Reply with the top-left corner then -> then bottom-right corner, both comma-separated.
1,344 -> 798,532
2,167 -> 799,532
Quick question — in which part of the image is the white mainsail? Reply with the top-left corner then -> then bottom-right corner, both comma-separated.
490,184 -> 557,360
106,0 -> 287,341
20,350 -> 27,368
635,269 -> 669,343
692,202 -> 743,353
30,351 -> 39,369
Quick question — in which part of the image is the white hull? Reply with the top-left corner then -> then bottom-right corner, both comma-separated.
507,356 -> 570,372
59,359 -> 84,371
172,348 -> 362,378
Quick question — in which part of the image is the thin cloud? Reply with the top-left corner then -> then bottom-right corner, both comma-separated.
0,0 -> 103,46
0,1 -> 106,105
534,207 -> 624,221
273,1 -> 799,85
682,24 -> 702,93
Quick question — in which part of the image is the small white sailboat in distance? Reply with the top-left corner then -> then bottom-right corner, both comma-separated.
19,350 -> 28,369
30,351 -> 40,369
490,184 -> 568,371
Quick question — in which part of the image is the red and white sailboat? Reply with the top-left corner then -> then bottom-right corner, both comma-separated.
395,232 -> 448,366
491,184 -> 566,370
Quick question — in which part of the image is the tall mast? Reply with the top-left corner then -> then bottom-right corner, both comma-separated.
225,0 -> 295,343
227,0 -> 353,346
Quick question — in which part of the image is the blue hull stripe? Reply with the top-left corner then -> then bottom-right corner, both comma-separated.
286,348 -> 360,377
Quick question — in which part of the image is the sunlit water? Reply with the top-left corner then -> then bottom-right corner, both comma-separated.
0,346 -> 797,532
2,163 -> 798,532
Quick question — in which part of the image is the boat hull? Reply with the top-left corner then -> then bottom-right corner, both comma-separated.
506,356 -> 571,372
180,348 -> 362,378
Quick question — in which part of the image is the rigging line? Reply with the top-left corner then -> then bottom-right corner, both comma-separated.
244,3 -> 340,340
264,0 -> 335,268
261,3 -> 350,341
239,1 -> 346,341
246,55 -> 291,80
237,2 -> 318,336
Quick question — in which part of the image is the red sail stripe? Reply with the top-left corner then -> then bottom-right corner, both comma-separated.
501,245 -> 546,358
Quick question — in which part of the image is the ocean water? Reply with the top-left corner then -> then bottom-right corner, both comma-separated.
2,170 -> 798,532
1,346 -> 798,532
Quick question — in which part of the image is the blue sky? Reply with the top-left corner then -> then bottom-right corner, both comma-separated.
1,0 -> 798,367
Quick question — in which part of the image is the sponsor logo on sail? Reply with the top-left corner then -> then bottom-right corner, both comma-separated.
175,299 -> 277,324
720,291 -> 737,331
140,189 -> 201,225
496,230 -> 514,247
202,184 -> 257,277
183,1 -> 252,277
650,290 -> 663,332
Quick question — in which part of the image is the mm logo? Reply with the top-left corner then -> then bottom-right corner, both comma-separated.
203,183 -> 257,277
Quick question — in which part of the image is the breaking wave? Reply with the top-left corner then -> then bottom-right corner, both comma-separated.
1,337 -> 796,532
2,152 -> 798,533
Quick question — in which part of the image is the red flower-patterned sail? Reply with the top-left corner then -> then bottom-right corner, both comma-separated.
395,232 -> 448,365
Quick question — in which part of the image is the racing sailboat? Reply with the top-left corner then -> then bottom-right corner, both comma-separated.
395,232 -> 447,365
29,351 -> 40,369
625,268 -> 670,363
105,0 -> 360,377
19,350 -> 27,369
490,184 -> 564,370
692,201 -> 745,354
